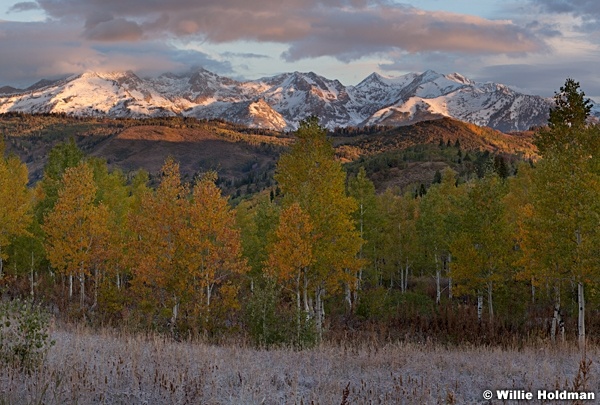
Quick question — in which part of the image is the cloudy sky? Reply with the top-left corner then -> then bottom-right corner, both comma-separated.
1,0 -> 599,99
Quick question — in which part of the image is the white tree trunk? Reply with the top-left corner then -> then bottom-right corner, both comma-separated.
206,284 -> 212,310
315,287 -> 323,343
551,296 -> 558,343
447,254 -> 453,300
296,273 -> 301,341
402,258 -> 410,292
551,286 -> 565,344
400,264 -> 404,293
477,293 -> 483,322
0,246 -> 3,279
435,254 -> 441,304
69,274 -> 73,299
303,271 -> 310,315
30,251 -> 35,299
353,267 -> 362,305
79,272 -> 85,309
344,282 -> 352,312
578,281 -> 585,350
93,265 -> 99,309
315,288 -> 323,343
171,295 -> 179,332
487,282 -> 494,321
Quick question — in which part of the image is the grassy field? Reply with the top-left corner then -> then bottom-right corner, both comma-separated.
0,325 -> 596,404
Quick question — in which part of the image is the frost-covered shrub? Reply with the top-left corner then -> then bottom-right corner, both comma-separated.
0,299 -> 54,370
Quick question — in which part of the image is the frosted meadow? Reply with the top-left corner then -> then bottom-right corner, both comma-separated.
0,324 -> 596,404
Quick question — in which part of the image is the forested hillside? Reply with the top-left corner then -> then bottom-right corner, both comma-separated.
1,113 -> 533,198
0,80 -> 598,349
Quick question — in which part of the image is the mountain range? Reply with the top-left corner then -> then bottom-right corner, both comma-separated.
0,68 -> 572,132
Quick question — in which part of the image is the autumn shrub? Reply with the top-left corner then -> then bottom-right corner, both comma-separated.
245,281 -> 286,347
245,281 -> 317,348
356,287 -> 434,321
0,299 -> 54,371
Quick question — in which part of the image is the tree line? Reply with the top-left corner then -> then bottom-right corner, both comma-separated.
0,79 -> 598,348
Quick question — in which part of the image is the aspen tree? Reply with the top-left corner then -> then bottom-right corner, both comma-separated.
274,117 -> 362,341
526,79 -> 600,349
43,162 -> 109,309
0,140 -> 32,278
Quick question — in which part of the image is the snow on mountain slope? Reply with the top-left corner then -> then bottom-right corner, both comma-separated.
0,68 -> 557,132
363,71 -> 553,131
252,71 -> 355,129
0,71 -> 177,118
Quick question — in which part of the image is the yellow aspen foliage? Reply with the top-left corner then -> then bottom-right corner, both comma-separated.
43,162 -> 109,305
186,172 -> 248,320
450,175 -> 511,319
274,117 -> 362,339
129,162 -> 247,332
0,141 -> 32,277
266,203 -> 315,300
127,158 -> 189,322
274,117 -> 362,296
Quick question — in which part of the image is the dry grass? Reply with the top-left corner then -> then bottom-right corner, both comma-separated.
0,325 -> 597,404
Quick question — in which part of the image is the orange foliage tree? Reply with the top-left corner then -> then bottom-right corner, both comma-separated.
185,172 -> 248,331
129,161 -> 247,333
43,162 -> 109,309
0,140 -> 32,279
266,203 -> 315,340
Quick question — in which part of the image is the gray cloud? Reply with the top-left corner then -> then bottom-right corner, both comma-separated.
529,0 -> 600,32
25,0 -> 546,62
530,0 -> 600,15
478,63 -> 600,98
0,20 -> 232,87
221,52 -> 270,59
283,7 -> 545,62
378,51 -> 600,99
7,2 -> 40,13
84,17 -> 143,41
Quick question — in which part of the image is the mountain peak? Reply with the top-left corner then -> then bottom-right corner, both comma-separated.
418,69 -> 444,81
360,72 -> 385,85
0,67 -> 554,132
445,72 -> 472,85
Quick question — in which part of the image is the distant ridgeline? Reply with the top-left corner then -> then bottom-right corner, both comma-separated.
0,68 -> 564,132
1,113 -> 534,197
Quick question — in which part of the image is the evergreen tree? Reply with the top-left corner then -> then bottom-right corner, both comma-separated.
535,78 -> 592,156
526,79 -> 600,349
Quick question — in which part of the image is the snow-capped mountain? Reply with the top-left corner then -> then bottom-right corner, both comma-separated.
0,68 -> 565,131
359,70 -> 554,132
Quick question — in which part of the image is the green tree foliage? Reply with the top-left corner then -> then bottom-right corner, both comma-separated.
0,299 -> 54,371
274,117 -> 363,338
451,174 -> 511,321
417,168 -> 466,304
376,190 -> 419,293
236,197 -> 279,279
535,78 -> 593,155
525,78 -> 600,348
35,138 -> 83,221
347,167 -> 378,309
